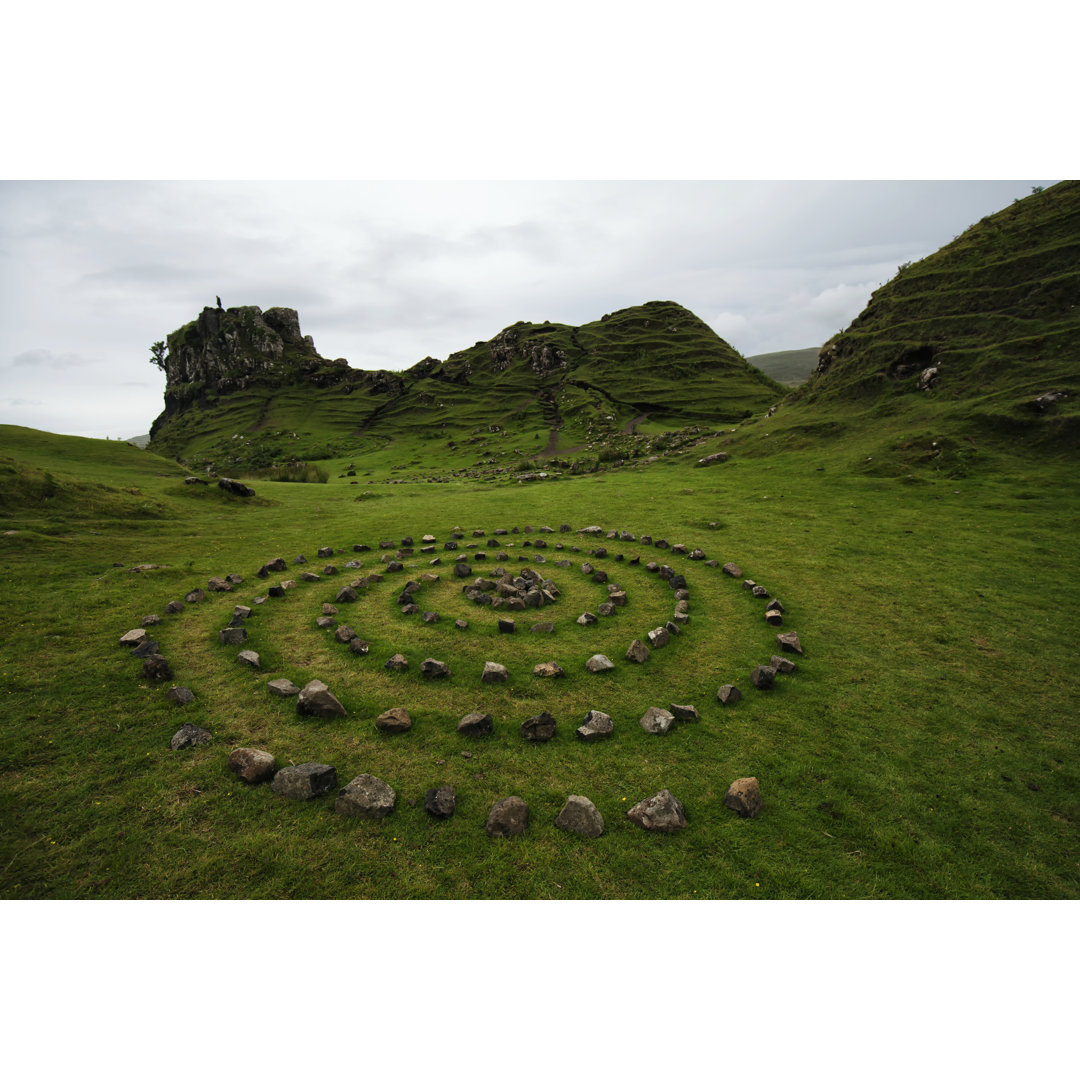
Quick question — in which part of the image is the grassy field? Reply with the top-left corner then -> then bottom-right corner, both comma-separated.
2,421 -> 1077,899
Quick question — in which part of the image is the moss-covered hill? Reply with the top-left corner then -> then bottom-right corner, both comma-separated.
786,180 -> 1080,458
148,300 -> 783,474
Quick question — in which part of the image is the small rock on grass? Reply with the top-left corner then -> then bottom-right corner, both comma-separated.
751,665 -> 776,690
425,785 -> 456,819
170,724 -> 211,750
335,774 -> 396,819
640,706 -> 676,734
521,711 -> 556,741
555,795 -> 604,838
776,630 -> 803,655
669,703 -> 699,722
585,654 -> 615,673
228,747 -> 275,783
717,684 -> 742,705
268,678 -> 300,697
576,710 -> 613,740
627,790 -> 687,832
723,777 -> 763,818
375,707 -> 412,733
457,711 -> 494,737
271,762 -> 337,800
297,679 -> 347,718
486,796 -> 529,837
165,686 -> 195,705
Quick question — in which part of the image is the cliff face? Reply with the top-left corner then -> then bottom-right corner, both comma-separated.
163,305 -> 323,392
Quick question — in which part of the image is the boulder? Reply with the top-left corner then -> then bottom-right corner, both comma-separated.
521,711 -> 557,742
577,611 -> 598,626
237,650 -> 260,668
165,686 -> 195,705
716,684 -> 742,706
640,706 -> 676,734
228,747 -> 275,783
669,703 -> 699,722
647,626 -> 670,648
776,631 -> 803,655
498,618 -> 516,634
751,664 -> 776,690
481,661 -> 509,683
627,789 -> 687,832
486,796 -> 529,837
385,654 -> 409,671
420,658 -> 450,679
335,625 -> 357,644
696,452 -> 728,467
142,654 -> 172,680
765,609 -> 784,626
425,785 -> 456,819
765,598 -> 785,614
268,678 -> 300,696
170,724 -> 211,751
219,627 -> 247,645
297,679 -> 347,718
770,654 -> 797,674
585,654 -> 615,673
335,586 -> 358,603
375,707 -> 412,733
271,762 -> 338,800
119,628 -> 147,647
457,711 -> 494,737
185,588 -> 206,604
530,621 -> 555,633
722,562 -> 742,578
207,576 -> 233,592
576,710 -> 613,740
349,638 -> 370,655
533,661 -> 565,678
625,639 -> 650,663
336,774 -> 397,819
219,477 -> 255,497
723,777 -> 763,819
555,795 -> 604,838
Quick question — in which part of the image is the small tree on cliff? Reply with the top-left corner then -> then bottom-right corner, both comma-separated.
149,341 -> 166,371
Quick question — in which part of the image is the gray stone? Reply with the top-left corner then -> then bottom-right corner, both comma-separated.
165,685 -> 195,705
498,618 -> 516,633
120,628 -> 147,647
335,625 -> 357,643
335,586 -> 358,603
233,605 -> 252,620
237,650 -> 260,668
481,661 -> 509,683
585,654 -> 615,673
765,598 -> 785,614
751,664 -> 776,690
765,609 -> 784,626
555,795 -> 604,838
142,654 -> 172,680
454,619 -> 469,630
349,638 -> 370,655
375,707 -> 412,733
640,706 -> 676,734
716,684 -> 742,706
385,654 -> 409,671
627,789 -> 687,832
625,639 -> 650,663
521,711 -> 557,742
776,631 -> 803,655
486,796 -> 529,837
533,661 -> 565,678
722,562 -> 742,578
268,678 -> 300,696
723,777 -> 763,818
228,747 -> 275,783
425,785 -> 456,819
336,774 -> 396,819
577,611 -> 598,625
669,703 -> 699,722
576,710 -> 613,740
420,658 -> 450,679
185,589 -> 206,604
457,711 -> 494,737
271,762 -> 338,800
297,679 -> 347,717
530,621 -> 555,633
770,654 -> 797,674
647,626 -> 670,648
170,724 -> 211,751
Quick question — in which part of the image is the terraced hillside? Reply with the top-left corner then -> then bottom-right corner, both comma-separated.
148,300 -> 784,475
756,181 -> 1080,470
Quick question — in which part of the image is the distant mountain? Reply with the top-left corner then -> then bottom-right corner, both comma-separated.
147,300 -> 784,470
746,348 -> 818,386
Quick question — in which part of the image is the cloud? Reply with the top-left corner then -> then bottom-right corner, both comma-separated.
6,398 -> 43,406
11,348 -> 101,369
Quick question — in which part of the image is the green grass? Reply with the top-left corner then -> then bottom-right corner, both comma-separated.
2,423 -> 1077,899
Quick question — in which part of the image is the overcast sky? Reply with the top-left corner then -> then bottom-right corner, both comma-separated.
0,179 -> 1055,439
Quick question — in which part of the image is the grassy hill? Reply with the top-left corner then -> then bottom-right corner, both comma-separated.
735,181 -> 1080,479
746,348 -> 818,386
148,300 -> 785,478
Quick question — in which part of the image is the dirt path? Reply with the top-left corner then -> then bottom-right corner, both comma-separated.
623,412 -> 651,434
